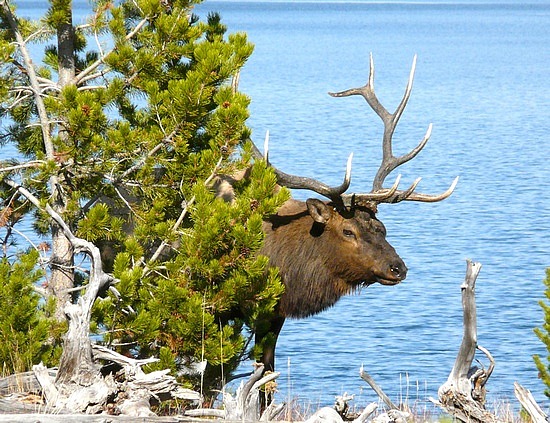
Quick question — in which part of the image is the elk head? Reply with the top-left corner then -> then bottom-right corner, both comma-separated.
251,55 -> 458,316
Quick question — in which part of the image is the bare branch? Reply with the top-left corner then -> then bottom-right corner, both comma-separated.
359,365 -> 398,410
4,179 -> 114,299
0,160 -> 46,173
514,382 -> 548,423
448,260 -> 482,386
436,260 -> 506,423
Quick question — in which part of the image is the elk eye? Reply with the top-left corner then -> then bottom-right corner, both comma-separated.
343,229 -> 356,239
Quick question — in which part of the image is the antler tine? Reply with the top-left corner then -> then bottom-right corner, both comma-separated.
329,54 -> 458,204
249,131 -> 353,204
342,174 -> 401,207
401,176 -> 459,202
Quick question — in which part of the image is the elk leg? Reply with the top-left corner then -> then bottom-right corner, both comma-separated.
255,315 -> 285,407
256,315 -> 285,372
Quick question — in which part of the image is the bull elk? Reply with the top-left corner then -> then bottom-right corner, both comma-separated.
249,54 -> 458,376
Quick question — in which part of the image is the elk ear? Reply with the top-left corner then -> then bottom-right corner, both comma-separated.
306,198 -> 333,225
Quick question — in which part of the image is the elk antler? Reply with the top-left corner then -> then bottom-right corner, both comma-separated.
248,54 -> 458,209
330,54 -> 459,206
249,131 -> 354,205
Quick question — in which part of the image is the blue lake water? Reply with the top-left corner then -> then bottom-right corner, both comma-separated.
7,0 -> 550,415
194,0 -> 550,412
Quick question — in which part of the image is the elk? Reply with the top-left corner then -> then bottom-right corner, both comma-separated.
249,54 -> 459,375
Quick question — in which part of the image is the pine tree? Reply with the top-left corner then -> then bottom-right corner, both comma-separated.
534,268 -> 550,397
0,0 -> 287,398
0,250 -> 62,373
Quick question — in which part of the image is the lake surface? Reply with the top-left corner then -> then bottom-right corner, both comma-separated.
8,0 -> 550,415
194,0 -> 550,412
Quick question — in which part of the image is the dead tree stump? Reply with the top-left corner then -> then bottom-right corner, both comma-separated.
436,260 -> 504,423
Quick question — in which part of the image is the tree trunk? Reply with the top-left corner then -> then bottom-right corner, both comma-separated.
48,0 -> 77,322
50,225 -> 74,322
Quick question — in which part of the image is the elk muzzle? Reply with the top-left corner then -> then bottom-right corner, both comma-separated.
375,259 -> 407,286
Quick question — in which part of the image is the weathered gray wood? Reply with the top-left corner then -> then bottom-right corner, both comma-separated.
359,366 -> 397,410
92,345 -> 200,404
304,402 -> 378,423
436,260 -> 504,423
447,260 -> 482,392
0,369 -> 57,394
0,414 -> 190,422
7,185 -> 199,417
0,416 -> 292,423
0,395 -> 43,414
33,363 -> 60,406
187,365 -> 283,422
514,382 -> 548,423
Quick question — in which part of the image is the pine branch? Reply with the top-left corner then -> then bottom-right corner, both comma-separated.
146,156 -> 224,266
74,16 -> 149,86
81,129 -> 177,214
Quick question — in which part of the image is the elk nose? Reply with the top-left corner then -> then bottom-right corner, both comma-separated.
390,263 -> 407,280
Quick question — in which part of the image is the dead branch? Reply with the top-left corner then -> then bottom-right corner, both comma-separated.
92,345 -> 200,404
0,160 -> 47,173
305,399 -> 378,423
3,181 -> 198,416
185,365 -> 284,421
436,260 -> 504,423
359,366 -> 398,410
0,1 -> 54,162
357,367 -> 411,422
74,17 -> 149,85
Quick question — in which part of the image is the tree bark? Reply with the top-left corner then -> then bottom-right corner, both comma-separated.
48,0 -> 77,322
50,225 -> 74,322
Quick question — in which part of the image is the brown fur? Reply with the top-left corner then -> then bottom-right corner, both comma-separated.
257,198 -> 407,372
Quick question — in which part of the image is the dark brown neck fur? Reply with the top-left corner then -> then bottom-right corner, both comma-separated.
261,200 -> 364,318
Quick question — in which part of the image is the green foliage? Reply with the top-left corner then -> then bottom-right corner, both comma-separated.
0,0 -> 287,398
534,268 -> 550,397
0,250 -> 62,373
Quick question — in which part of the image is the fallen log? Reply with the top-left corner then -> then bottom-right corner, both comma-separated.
0,368 -> 57,395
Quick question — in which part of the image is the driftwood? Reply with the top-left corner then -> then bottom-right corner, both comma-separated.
0,414 -> 187,422
359,367 -> 398,410
0,369 -> 57,395
426,259 -> 550,423
305,401 -> 378,423
185,364 -> 284,421
358,368 -> 410,423
304,368 -> 412,423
